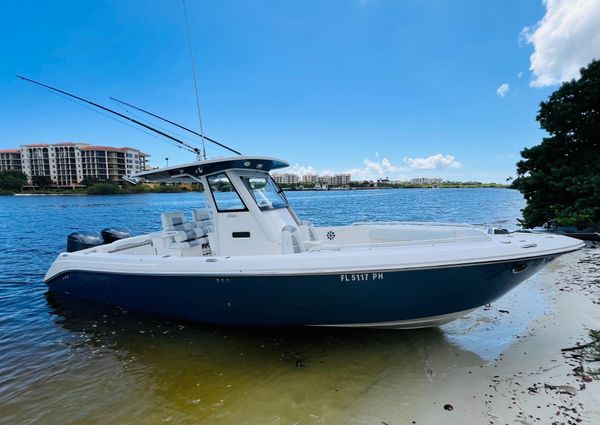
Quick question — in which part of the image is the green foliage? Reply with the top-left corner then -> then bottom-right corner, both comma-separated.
86,182 -> 190,195
153,183 -> 183,193
87,182 -> 122,195
513,60 -> 600,229
81,176 -> 100,187
0,171 -> 27,192
31,175 -> 53,189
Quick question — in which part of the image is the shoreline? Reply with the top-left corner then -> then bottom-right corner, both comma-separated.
2,186 -> 513,196
406,246 -> 600,424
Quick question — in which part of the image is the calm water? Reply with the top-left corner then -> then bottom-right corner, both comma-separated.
0,189 -> 529,424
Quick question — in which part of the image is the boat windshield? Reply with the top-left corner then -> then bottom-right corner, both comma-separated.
241,175 -> 289,210
207,173 -> 247,212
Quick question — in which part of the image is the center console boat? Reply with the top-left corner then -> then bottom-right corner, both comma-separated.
45,156 -> 584,328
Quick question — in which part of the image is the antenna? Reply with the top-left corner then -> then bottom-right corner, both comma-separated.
17,75 -> 201,156
182,0 -> 207,160
110,97 -> 242,155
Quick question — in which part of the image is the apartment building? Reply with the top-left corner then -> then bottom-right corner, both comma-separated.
271,173 -> 300,184
2,142 -> 150,187
302,174 -> 318,183
327,174 -> 351,186
316,174 -> 352,186
410,177 -> 443,185
0,149 -> 22,171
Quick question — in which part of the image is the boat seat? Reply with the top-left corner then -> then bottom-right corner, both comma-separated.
281,225 -> 306,254
192,208 -> 214,233
161,211 -> 197,232
159,211 -> 210,252
298,220 -> 322,249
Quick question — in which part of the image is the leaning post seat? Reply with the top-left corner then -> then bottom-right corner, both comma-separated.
158,211 -> 209,252
192,208 -> 214,233
161,211 -> 197,232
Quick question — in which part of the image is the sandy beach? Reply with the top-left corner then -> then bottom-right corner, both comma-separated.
401,245 -> 600,425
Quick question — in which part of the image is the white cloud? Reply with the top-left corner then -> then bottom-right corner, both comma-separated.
403,154 -> 461,170
282,156 -> 405,181
522,0 -> 600,87
518,71 -> 524,79
282,153 -> 461,181
345,157 -> 403,180
496,83 -> 510,97
286,163 -> 317,176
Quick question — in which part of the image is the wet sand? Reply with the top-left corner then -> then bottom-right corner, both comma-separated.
409,245 -> 600,425
1,246 -> 598,424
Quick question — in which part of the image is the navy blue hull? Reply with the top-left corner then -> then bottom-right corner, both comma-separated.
46,257 -> 551,326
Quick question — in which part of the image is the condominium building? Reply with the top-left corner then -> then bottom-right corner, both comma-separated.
317,174 -> 352,186
302,174 -> 318,183
328,174 -> 351,186
271,173 -> 300,184
0,149 -> 22,171
410,177 -> 443,185
2,142 -> 150,187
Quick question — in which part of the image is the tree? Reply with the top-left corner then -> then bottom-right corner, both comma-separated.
87,182 -> 122,195
81,176 -> 100,186
0,171 -> 28,192
513,60 -> 600,230
31,175 -> 53,189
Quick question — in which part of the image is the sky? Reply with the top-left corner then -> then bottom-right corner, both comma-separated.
1,0 -> 599,182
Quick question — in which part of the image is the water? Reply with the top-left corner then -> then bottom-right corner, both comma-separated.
0,189 -> 531,424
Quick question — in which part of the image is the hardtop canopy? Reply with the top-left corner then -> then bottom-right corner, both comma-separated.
130,156 -> 289,183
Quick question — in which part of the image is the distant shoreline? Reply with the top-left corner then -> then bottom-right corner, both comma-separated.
1,186 -> 513,196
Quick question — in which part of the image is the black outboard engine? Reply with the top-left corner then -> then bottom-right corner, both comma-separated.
101,227 -> 133,244
67,231 -> 104,252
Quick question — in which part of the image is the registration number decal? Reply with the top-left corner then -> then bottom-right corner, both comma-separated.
340,272 -> 384,282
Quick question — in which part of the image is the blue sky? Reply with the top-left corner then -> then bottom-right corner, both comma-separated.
1,0 -> 598,182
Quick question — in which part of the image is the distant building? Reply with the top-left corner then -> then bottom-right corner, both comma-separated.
0,149 -> 22,172
317,174 -> 351,186
302,174 -> 318,183
330,174 -> 351,186
410,177 -> 443,185
2,142 -> 150,187
272,173 -> 300,184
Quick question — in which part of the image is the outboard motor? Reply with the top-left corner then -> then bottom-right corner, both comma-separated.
67,231 -> 104,253
101,227 -> 133,244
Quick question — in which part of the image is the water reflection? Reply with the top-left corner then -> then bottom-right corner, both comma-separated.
40,293 -> 486,424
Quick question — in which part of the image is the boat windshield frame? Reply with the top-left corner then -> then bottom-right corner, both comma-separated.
206,172 -> 249,213
240,174 -> 289,211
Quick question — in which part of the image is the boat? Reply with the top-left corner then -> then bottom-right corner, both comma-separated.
44,156 -> 585,328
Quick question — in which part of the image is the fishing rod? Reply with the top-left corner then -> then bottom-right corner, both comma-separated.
110,97 -> 242,156
16,75 -> 201,157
